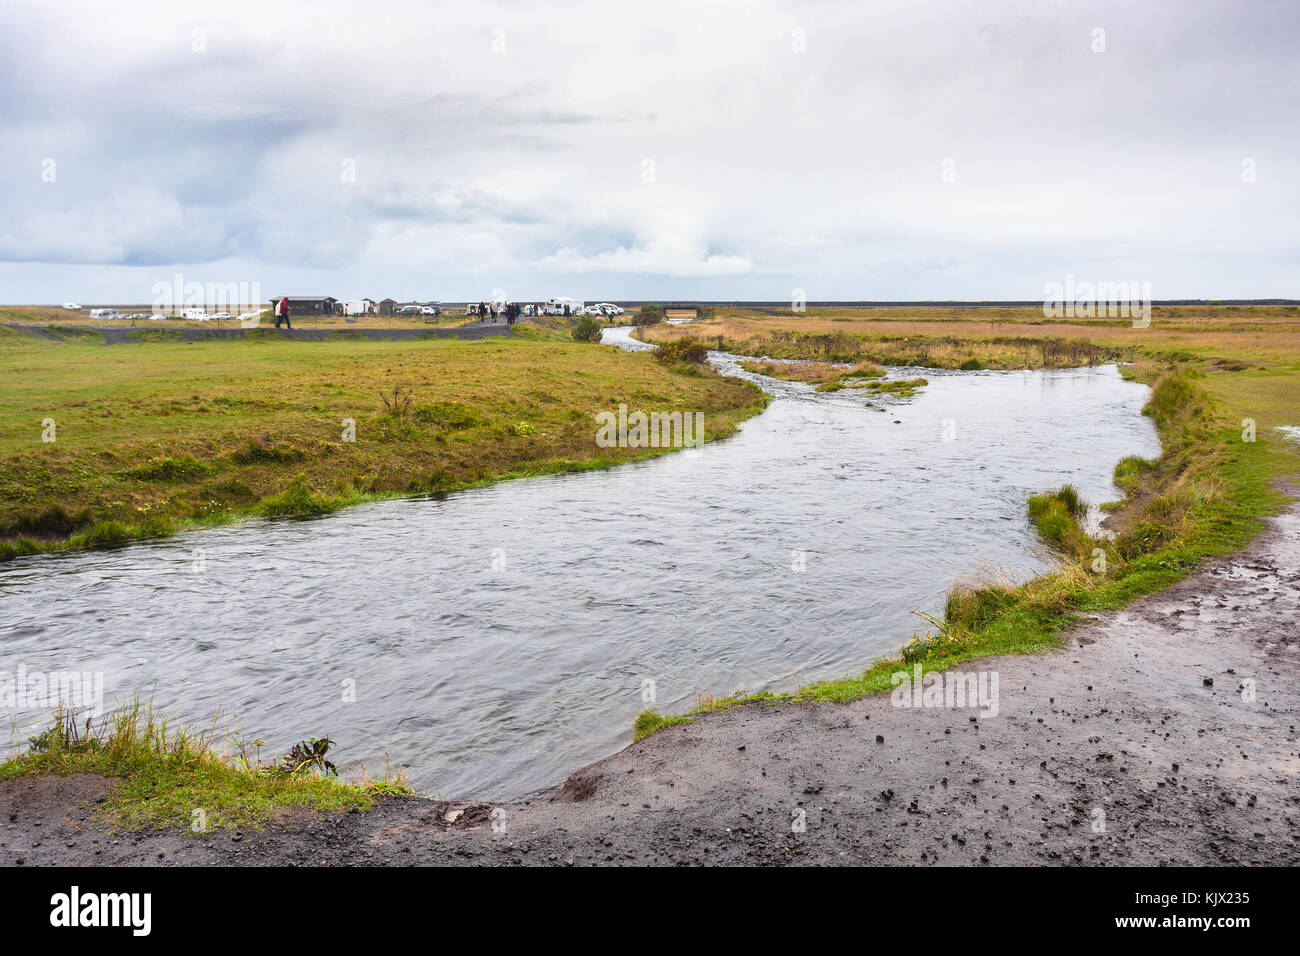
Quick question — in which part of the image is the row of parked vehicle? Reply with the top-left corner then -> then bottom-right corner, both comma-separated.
457,299 -> 625,318
76,307 -> 260,322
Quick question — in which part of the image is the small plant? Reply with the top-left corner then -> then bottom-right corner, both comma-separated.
571,316 -> 603,342
26,706 -> 96,753
277,737 -> 338,777
655,337 -> 708,365
633,303 -> 666,327
379,385 -> 414,417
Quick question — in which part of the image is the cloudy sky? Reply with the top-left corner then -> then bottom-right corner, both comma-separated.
2,0 -> 1297,303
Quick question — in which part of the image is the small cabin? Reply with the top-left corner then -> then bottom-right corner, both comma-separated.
270,296 -> 338,315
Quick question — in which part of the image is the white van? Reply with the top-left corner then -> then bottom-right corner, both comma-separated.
544,297 -> 584,316
88,308 -> 119,320
183,308 -> 209,321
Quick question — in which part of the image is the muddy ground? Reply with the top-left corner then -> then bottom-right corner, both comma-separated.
4,507 -> 1297,867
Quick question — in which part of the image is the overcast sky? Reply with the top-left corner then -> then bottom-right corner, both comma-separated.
2,0 -> 1297,303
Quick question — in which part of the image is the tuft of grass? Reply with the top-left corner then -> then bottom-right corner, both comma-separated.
1026,485 -> 1090,557
255,474 -> 354,517
633,709 -> 694,740
0,504 -> 91,538
0,701 -> 409,831
1113,454 -> 1158,493
122,454 -> 216,482
855,376 -> 928,397
839,361 -> 886,379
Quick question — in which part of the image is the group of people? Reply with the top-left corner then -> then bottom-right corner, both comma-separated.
473,301 -> 538,325
272,297 -> 557,330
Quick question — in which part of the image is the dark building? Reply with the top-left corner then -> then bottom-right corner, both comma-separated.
378,298 -> 398,316
270,296 -> 338,315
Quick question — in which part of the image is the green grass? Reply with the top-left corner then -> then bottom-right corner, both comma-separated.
0,702 -> 408,831
816,375 -> 927,396
0,331 -> 768,559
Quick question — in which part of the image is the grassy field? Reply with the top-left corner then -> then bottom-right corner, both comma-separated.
0,323 -> 766,558
634,304 -> 1300,737
638,304 -> 1300,369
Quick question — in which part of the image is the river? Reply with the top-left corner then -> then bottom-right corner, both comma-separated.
0,329 -> 1161,799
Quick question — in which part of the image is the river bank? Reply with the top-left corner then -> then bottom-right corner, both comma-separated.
5,499 -> 1296,866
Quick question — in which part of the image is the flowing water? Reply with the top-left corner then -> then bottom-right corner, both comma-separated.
0,330 -> 1160,799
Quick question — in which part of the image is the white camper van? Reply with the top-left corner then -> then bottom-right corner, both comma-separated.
343,299 -> 375,316
88,308 -> 119,320
544,296 -> 584,316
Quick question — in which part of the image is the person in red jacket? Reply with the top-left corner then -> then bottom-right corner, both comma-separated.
275,296 -> 292,329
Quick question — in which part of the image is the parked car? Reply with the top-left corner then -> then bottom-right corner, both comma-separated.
183,308 -> 209,321
420,305 -> 441,316
210,312 -> 231,321
88,308 -> 119,320
595,303 -> 624,316
398,304 -> 422,315
149,314 -> 167,321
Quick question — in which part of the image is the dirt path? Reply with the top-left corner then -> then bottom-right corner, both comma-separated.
4,506 -> 1297,867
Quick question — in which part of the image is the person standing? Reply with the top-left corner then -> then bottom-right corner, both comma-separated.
275,296 -> 292,329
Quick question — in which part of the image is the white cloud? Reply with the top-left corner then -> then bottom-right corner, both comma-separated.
0,0 -> 1297,300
